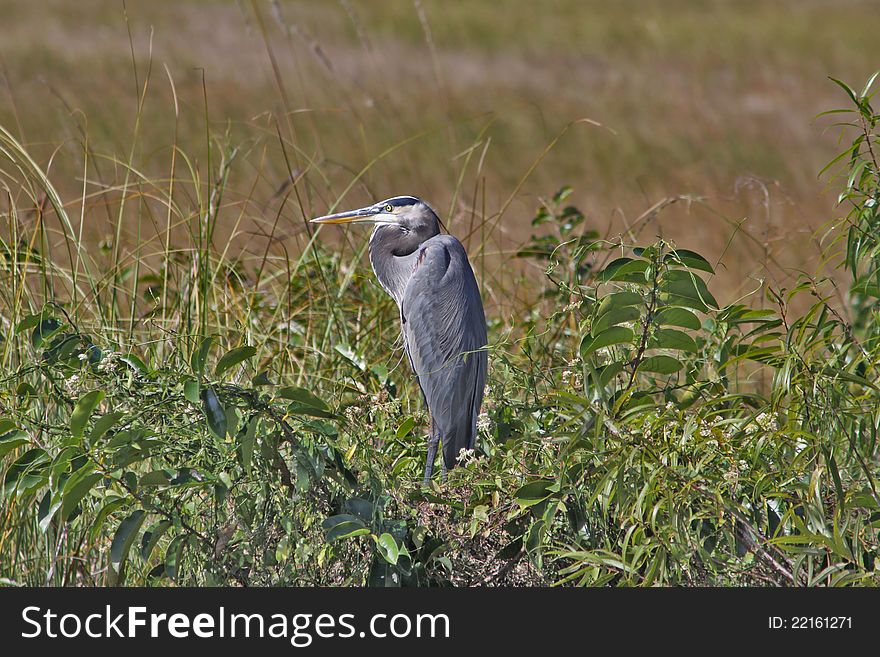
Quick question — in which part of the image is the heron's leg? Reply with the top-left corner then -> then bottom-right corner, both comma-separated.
440,458 -> 448,483
423,424 -> 440,487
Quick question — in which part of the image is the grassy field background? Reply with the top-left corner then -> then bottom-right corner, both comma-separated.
2,0 -> 879,306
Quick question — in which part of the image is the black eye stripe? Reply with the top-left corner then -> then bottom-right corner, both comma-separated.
381,195 -> 420,208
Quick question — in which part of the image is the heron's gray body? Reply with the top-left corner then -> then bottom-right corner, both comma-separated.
312,196 -> 487,484
387,234 -> 486,472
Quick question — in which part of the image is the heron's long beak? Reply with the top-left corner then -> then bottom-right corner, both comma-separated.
310,205 -> 382,225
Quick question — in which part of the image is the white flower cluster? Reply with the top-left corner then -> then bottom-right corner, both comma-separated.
343,405 -> 361,424
745,411 -> 778,435
723,459 -> 750,485
343,391 -> 401,424
97,351 -> 120,373
456,448 -> 477,465
64,374 -> 81,395
476,412 -> 492,436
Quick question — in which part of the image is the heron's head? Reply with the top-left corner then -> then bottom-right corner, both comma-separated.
310,195 -> 440,246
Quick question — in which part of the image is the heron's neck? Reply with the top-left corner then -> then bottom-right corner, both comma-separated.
368,227 -> 419,307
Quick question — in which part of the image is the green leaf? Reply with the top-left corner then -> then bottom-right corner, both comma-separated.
141,520 -> 172,562
343,498 -> 375,524
278,387 -> 333,418
650,328 -> 698,353
275,535 -> 291,563
0,418 -> 19,435
43,334 -> 79,363
3,448 -> 49,495
632,246 -> 659,259
16,382 -> 38,398
70,390 -> 105,439
598,258 -> 650,283
190,335 -> 214,376
215,345 -> 257,377
139,470 -> 172,487
38,491 -> 62,533
553,185 -> 573,203
597,291 -> 643,316
396,417 -> 416,438
329,522 -> 370,542
15,311 -> 51,334
49,446 -> 77,484
665,249 -> 715,273
660,270 -> 718,309
514,479 -> 559,507
598,361 -> 624,387
375,533 -> 400,565
201,387 -> 227,439
88,411 -> 126,445
225,407 -> 240,441
0,423 -> 29,459
110,510 -> 147,575
637,355 -> 683,374
164,534 -> 186,581
660,293 -> 709,313
525,519 -> 547,555
239,416 -> 257,472
581,326 -> 634,356
31,318 -> 63,348
88,497 -> 127,542
829,76 -> 858,104
0,435 -> 29,459
859,70 -> 879,98
61,466 -> 102,521
183,379 -> 200,404
592,306 -> 640,335
322,513 -> 364,528
654,307 -> 701,330
120,353 -> 151,377
322,514 -> 370,542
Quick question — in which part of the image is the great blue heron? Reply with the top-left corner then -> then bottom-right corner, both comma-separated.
311,196 -> 488,485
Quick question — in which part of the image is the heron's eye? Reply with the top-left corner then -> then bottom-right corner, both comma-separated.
384,204 -> 393,212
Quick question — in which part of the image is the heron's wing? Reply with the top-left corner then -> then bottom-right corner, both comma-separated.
401,235 -> 488,470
